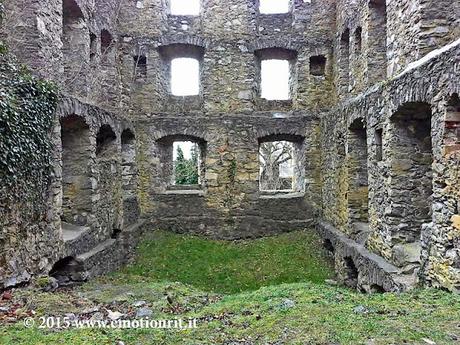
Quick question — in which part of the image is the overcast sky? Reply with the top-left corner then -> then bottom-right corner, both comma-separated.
171,0 -> 290,15
170,0 -> 200,15
172,58 -> 290,100
171,58 -> 200,96
173,141 -> 195,160
259,0 -> 289,14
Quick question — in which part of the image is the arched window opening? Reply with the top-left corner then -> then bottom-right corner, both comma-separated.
347,120 -> 369,225
343,256 -> 358,289
261,60 -> 290,100
445,94 -> 460,149
96,125 -> 117,156
100,29 -> 113,63
158,44 -> 205,98
89,32 -> 97,61
173,141 -> 201,186
255,48 -> 297,102
121,129 -> 140,226
62,0 -> 83,26
374,128 -> 383,162
96,125 -> 119,236
133,55 -> 147,81
368,0 -> 387,84
50,257 -> 86,286
370,284 -> 385,293
60,115 -> 92,226
339,29 -> 350,94
62,0 -> 87,79
389,102 -> 433,245
354,27 -> 362,55
310,55 -> 327,76
157,135 -> 207,190
323,239 -> 335,255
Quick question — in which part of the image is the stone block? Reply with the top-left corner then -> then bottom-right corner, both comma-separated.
451,215 -> 460,231
392,243 -> 421,267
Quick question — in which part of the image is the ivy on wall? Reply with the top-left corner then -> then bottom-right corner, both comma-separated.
0,50 -> 58,211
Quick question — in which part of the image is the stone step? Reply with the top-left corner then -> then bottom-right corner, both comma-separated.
61,222 -> 95,256
77,238 -> 116,262
76,238 -> 123,279
61,222 -> 90,243
318,220 -> 418,293
123,218 -> 146,235
76,220 -> 147,279
55,220 -> 147,284
352,222 -> 371,245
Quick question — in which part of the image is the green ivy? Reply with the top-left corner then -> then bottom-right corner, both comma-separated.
0,52 -> 58,210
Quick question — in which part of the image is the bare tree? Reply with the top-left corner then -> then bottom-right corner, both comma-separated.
259,141 -> 293,190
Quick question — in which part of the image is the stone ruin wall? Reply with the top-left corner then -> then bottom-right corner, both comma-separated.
0,0 -> 459,292
114,0 -> 337,238
322,0 -> 460,291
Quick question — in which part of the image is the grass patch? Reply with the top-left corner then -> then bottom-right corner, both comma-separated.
1,230 -> 460,344
1,283 -> 460,344
113,230 -> 335,294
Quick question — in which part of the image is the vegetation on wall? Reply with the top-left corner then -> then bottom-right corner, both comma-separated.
0,50 -> 58,212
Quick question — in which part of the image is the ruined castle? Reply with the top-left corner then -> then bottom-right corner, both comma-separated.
0,0 -> 459,293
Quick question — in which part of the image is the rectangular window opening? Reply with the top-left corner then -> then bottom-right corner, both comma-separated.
133,55 -> 147,80
375,128 -> 383,162
259,141 -> 295,192
261,59 -> 290,101
171,58 -> 200,96
355,27 -> 362,54
259,0 -> 290,14
170,0 -> 200,16
173,141 -> 201,186
100,30 -> 113,55
90,33 -> 97,61
310,55 -> 327,76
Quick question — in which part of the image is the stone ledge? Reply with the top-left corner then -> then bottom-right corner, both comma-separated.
62,222 -> 99,258
151,216 -> 314,240
74,220 -> 147,280
259,192 -> 305,199
161,189 -> 205,196
317,221 -> 417,293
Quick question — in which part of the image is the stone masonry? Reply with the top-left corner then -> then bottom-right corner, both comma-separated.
0,0 -> 459,292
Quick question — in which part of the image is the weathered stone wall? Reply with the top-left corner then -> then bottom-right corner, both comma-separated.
385,0 -> 458,76
0,0 -> 62,81
0,87 -> 142,289
1,0 -> 122,111
334,0 -> 459,98
56,98 -> 128,242
0,48 -> 60,289
118,0 -> 336,116
135,114 -> 321,239
115,0 -> 333,239
321,39 -> 460,291
1,0 -> 460,293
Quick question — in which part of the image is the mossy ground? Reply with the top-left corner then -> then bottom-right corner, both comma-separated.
1,230 -> 459,345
